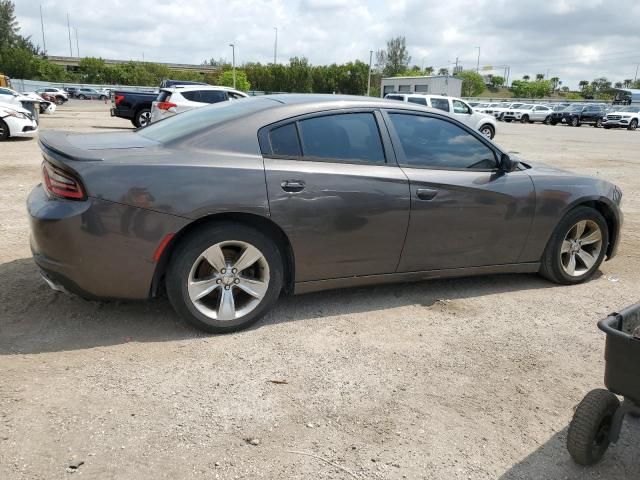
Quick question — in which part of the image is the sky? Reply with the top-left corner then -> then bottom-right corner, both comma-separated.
13,0 -> 640,89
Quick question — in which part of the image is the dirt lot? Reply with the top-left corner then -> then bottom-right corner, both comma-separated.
1,100 -> 639,479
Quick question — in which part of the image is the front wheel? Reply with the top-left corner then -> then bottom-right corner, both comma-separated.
595,118 -> 603,128
134,108 -> 151,128
100,95 -> 107,101
571,116 -> 580,127
628,119 -> 638,131
78,94 -> 86,100
0,119 -> 9,141
567,389 -> 620,466
520,114 -> 529,124
539,206 -> 608,285
55,97 -> 64,105
479,124 -> 495,139
166,223 -> 284,333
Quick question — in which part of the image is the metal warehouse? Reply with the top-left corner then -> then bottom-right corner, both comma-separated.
380,75 -> 463,97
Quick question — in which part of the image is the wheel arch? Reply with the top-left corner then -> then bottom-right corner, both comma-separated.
564,197 -> 620,259
150,212 -> 295,298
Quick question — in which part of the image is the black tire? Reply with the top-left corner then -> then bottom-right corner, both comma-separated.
78,94 -> 86,100
100,95 -> 107,101
543,116 -> 550,125
166,222 -> 284,333
571,116 -> 580,127
55,96 -> 64,105
520,114 -> 529,124
539,206 -> 609,285
504,118 -> 512,123
603,125 -> 611,129
595,118 -> 603,128
567,389 -> 620,466
628,119 -> 638,131
0,119 -> 9,141
479,124 -> 495,139
134,108 -> 151,128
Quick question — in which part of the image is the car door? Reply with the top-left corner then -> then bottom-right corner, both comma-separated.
531,106 -> 549,122
261,110 -> 411,282
382,110 -> 536,272
451,99 -> 475,129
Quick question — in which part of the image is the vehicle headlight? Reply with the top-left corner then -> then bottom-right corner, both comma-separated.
5,110 -> 27,119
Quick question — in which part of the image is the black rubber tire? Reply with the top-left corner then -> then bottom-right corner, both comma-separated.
100,95 -> 107,101
550,120 -> 558,125
567,389 -> 620,466
479,124 -> 495,139
504,118 -> 512,123
571,116 -> 580,127
543,116 -> 550,125
603,125 -> 611,129
0,119 -> 9,141
78,94 -> 86,100
628,119 -> 638,131
166,222 -> 284,334
55,96 -> 65,105
521,115 -> 529,124
594,118 -> 603,128
539,206 -> 609,285
134,108 -> 151,128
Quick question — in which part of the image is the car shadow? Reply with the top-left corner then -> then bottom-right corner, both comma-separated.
0,257 -> 556,355
499,423 -> 640,479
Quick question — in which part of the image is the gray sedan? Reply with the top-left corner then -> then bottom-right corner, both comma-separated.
28,95 -> 623,333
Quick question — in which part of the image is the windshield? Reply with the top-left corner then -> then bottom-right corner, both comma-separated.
509,103 -> 523,109
138,97 -> 278,143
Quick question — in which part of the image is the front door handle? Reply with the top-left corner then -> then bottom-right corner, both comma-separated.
416,188 -> 438,201
281,180 -> 305,193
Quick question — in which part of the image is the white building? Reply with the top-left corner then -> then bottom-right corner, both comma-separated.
380,75 -> 463,98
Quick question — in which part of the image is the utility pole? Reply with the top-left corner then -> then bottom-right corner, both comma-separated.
273,27 -> 278,64
475,47 -> 480,73
635,63 -> 639,82
229,43 -> 236,89
67,13 -> 73,57
39,4 -> 47,55
367,50 -> 373,96
454,57 -> 459,73
75,28 -> 80,58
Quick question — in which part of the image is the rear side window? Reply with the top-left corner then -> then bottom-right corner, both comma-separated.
408,97 -> 427,106
388,113 -> 497,170
430,98 -> 450,112
298,113 -> 385,163
182,90 -> 227,103
269,123 -> 301,157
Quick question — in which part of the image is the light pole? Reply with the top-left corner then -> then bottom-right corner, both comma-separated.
475,46 -> 480,73
39,4 -> 47,55
367,50 -> 373,96
273,27 -> 278,65
75,27 -> 80,58
635,63 -> 639,83
229,43 -> 236,89
67,13 -> 72,57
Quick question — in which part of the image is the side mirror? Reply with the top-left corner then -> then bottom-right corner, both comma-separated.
499,153 -> 519,172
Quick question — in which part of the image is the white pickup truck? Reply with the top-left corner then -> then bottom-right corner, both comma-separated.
384,93 -> 497,139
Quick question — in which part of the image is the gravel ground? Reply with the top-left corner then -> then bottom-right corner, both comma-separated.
1,100 -> 639,479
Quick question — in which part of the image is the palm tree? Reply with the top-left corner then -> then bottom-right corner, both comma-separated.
623,79 -> 633,88
523,75 -> 530,81
424,66 -> 434,76
578,80 -> 589,92
438,67 -> 449,76
615,81 -> 623,88
550,77 -> 560,91
535,73 -> 544,81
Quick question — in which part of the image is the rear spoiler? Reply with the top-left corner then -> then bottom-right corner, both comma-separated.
39,131 -> 104,163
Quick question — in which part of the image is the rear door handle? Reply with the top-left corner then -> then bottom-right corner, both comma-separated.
416,188 -> 438,201
281,180 -> 305,193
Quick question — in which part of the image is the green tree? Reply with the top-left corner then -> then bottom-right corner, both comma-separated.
490,75 -> 505,89
0,0 -> 19,50
376,36 -> 410,77
578,80 -> 589,91
437,67 -> 449,76
535,73 -> 544,81
423,66 -> 434,75
550,77 -> 560,91
287,56 -> 312,92
218,70 -> 250,91
455,70 -> 485,96
522,75 -> 530,81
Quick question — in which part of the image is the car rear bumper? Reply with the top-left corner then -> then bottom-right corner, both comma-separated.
27,184 -> 189,300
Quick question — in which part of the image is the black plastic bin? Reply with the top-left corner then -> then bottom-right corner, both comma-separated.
599,303 -> 640,403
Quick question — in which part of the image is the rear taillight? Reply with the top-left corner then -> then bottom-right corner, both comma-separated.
157,101 -> 177,110
42,162 -> 85,200
114,94 -> 125,105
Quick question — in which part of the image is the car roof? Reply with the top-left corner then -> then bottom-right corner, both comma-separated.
164,85 -> 244,93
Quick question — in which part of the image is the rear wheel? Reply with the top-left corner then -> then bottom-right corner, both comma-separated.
567,389 -> 620,466
134,108 -> 151,128
571,116 -> 580,127
55,96 -> 64,105
100,95 -> 107,101
0,119 -> 9,141
628,119 -> 638,131
479,124 -> 495,139
78,94 -> 86,100
543,116 -> 550,125
539,206 -> 608,285
166,223 -> 284,333
595,118 -> 603,128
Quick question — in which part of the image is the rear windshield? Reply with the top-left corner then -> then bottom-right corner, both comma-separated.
138,97 -> 278,143
385,95 -> 405,101
157,90 -> 171,102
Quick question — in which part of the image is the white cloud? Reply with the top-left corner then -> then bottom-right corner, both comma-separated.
14,0 -> 640,89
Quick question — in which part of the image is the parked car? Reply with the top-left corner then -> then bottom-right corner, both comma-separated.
0,87 -> 41,122
75,88 -> 109,100
110,90 -> 159,127
159,79 -> 208,89
0,101 -> 38,140
550,104 -> 607,127
384,93 -> 497,138
485,103 -> 514,121
503,104 -> 553,124
28,95 -> 623,333
150,86 -> 248,123
35,87 -> 68,105
64,86 -> 79,97
602,106 -> 640,130
23,92 -> 56,115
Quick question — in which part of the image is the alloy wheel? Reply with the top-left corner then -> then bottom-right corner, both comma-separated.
480,126 -> 493,138
187,240 -> 270,321
138,111 -> 151,127
560,220 -> 603,277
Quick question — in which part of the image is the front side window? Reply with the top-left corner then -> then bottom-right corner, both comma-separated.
388,113 -> 497,170
298,113 -> 385,163
430,98 -> 450,112
452,100 -> 471,114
